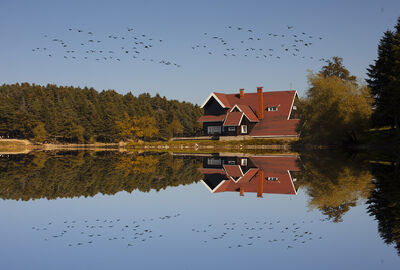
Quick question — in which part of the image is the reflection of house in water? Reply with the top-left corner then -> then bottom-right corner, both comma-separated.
199,155 -> 301,197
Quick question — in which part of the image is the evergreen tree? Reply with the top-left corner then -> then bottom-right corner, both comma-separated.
367,17 -> 400,135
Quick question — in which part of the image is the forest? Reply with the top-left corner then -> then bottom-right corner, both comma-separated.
0,83 -> 203,142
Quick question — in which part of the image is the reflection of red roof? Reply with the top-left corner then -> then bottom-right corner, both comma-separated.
198,115 -> 226,122
237,168 -> 259,182
200,156 -> 301,196
223,165 -> 243,178
223,112 -> 243,126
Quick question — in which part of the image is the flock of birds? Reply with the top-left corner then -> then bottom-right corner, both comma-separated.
191,25 -> 329,62
31,25 -> 329,67
31,214 -> 329,250
32,27 -> 181,67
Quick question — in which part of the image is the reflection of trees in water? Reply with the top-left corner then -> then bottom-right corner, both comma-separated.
0,152 -> 202,201
297,152 -> 373,222
367,160 -> 400,256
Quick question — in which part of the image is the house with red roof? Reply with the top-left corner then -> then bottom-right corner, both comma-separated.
199,155 -> 301,198
198,87 -> 300,137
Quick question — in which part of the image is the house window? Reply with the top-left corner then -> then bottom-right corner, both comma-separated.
267,107 -> 278,111
228,160 -> 236,165
207,158 -> 221,165
207,126 -> 221,134
241,125 -> 247,134
266,177 -> 278,181
241,158 -> 248,166
228,126 -> 236,132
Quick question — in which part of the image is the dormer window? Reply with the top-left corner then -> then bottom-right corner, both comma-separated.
267,107 -> 278,112
266,177 -> 278,181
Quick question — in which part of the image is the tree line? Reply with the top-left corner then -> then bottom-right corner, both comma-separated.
298,16 -> 400,145
0,151 -> 203,200
0,83 -> 203,142
298,151 -> 400,255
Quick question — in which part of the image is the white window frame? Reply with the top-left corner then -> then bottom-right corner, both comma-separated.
266,177 -> 278,181
207,158 -> 222,165
207,126 -> 221,134
267,107 -> 278,112
241,125 -> 248,134
241,158 -> 248,166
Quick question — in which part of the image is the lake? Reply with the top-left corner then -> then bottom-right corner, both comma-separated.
0,150 -> 399,269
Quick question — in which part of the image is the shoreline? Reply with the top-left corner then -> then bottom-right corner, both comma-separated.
1,138 -> 398,155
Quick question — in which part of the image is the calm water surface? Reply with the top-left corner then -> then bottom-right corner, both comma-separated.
0,151 -> 399,269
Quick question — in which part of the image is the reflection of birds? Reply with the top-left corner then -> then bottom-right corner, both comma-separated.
189,218 -> 328,249
32,213 -> 182,248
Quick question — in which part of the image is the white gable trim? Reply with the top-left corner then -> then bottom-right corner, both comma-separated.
200,92 -> 228,109
287,170 -> 298,195
230,104 -> 259,123
200,179 -> 227,193
230,104 -> 242,112
223,165 -> 244,182
287,91 -> 298,120
238,113 -> 244,126
223,112 -> 244,126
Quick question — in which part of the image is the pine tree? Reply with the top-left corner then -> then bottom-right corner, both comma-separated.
366,31 -> 395,127
389,17 -> 400,134
367,17 -> 400,135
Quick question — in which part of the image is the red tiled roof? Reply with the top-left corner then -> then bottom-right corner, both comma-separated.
232,105 -> 259,122
198,114 -> 226,122
201,90 -> 299,136
223,112 -> 243,126
213,90 -> 296,121
250,119 -> 300,137
213,93 -> 232,108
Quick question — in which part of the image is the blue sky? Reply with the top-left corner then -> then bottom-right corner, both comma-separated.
0,0 -> 399,105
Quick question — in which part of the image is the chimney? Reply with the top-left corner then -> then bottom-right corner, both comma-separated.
240,187 -> 245,196
257,170 -> 264,198
239,88 -> 244,98
257,87 -> 264,120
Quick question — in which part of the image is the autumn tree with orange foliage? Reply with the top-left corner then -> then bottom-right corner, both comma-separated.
115,112 -> 158,141
298,57 -> 373,144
